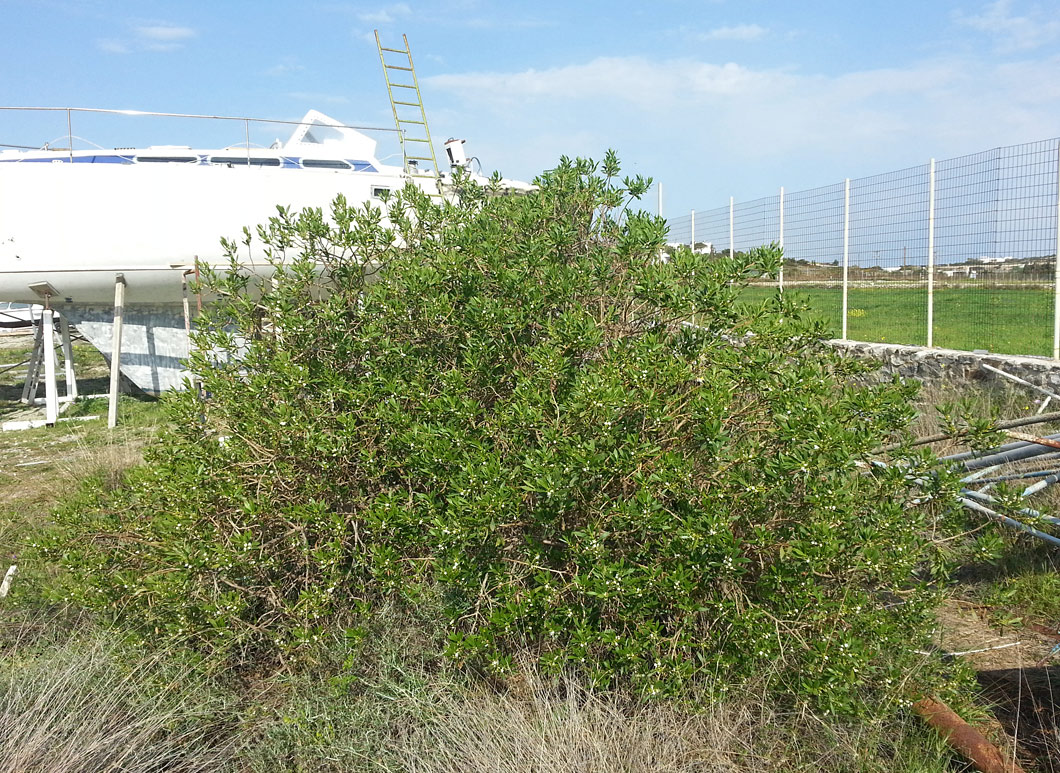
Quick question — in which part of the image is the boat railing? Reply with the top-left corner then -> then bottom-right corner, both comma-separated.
0,106 -> 403,163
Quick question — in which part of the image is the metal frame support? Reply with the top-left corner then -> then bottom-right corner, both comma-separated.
59,314 -> 76,401
842,178 -> 850,340
1054,143 -> 1060,360
108,273 -> 126,429
21,321 -> 43,404
690,209 -> 695,251
657,182 -> 663,218
778,186 -> 785,292
928,158 -> 936,348
42,308 -> 58,426
729,196 -> 734,258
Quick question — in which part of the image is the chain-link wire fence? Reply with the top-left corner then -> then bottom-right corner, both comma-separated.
668,138 -> 1060,358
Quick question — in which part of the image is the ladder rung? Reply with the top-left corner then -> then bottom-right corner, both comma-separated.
406,155 -> 435,161
403,139 -> 432,144
393,100 -> 421,106
380,46 -> 409,54
398,119 -> 426,125
390,83 -> 417,89
386,64 -> 414,72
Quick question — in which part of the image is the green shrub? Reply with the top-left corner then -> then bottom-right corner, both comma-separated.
42,155 -> 938,712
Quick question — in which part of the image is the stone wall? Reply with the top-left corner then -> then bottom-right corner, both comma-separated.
828,340 -> 1060,390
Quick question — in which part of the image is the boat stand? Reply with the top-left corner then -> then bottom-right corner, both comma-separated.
20,320 -> 44,405
19,308 -> 78,426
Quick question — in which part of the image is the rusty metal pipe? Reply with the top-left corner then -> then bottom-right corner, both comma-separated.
1003,429 -> 1060,449
912,697 -> 1025,773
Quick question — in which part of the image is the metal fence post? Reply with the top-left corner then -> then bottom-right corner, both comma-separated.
928,158 -> 936,348
729,196 -> 734,257
779,186 -> 785,292
657,183 -> 663,218
1054,142 -> 1060,360
842,179 -> 850,340
690,209 -> 695,250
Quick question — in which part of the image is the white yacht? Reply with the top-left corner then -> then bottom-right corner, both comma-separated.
0,108 -> 528,393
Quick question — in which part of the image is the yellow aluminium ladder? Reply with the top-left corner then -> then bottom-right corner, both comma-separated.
375,31 -> 441,187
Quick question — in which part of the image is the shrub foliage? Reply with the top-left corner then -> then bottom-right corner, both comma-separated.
45,155 -> 936,710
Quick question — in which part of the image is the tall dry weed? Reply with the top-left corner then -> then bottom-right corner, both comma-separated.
0,627 -> 233,773
379,668 -> 951,773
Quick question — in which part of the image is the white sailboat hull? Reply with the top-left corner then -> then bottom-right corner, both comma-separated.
0,160 -> 412,393
0,162 -> 407,305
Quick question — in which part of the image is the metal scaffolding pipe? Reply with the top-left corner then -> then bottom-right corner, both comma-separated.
952,433 -> 1060,471
961,497 -> 1060,546
961,489 -> 1060,526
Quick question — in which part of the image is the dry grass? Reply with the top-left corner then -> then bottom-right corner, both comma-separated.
0,624 -> 233,773
55,427 -> 147,491
376,669 -> 952,773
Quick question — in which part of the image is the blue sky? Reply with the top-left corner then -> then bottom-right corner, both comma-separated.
2,0 -> 1059,216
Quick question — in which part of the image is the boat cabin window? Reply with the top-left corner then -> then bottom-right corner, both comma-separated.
209,157 -> 282,167
371,186 -> 391,199
301,159 -> 351,170
135,156 -> 199,164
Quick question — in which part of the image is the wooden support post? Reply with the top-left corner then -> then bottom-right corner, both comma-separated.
182,272 -> 193,336
59,313 -> 77,401
108,274 -> 126,429
41,308 -> 58,426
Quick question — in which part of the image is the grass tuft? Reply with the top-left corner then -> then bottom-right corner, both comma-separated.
0,623 -> 234,773
380,668 -> 954,773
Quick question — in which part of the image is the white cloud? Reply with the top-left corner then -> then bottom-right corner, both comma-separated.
427,57 -> 781,110
95,38 -> 130,54
135,24 -> 196,41
286,91 -> 351,105
956,0 -> 1060,52
425,52 -> 1060,206
357,3 -> 411,24
463,16 -> 553,30
96,21 -> 197,53
700,24 -> 767,42
267,57 -> 307,77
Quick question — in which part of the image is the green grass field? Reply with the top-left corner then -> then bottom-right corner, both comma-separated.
744,285 -> 1055,357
